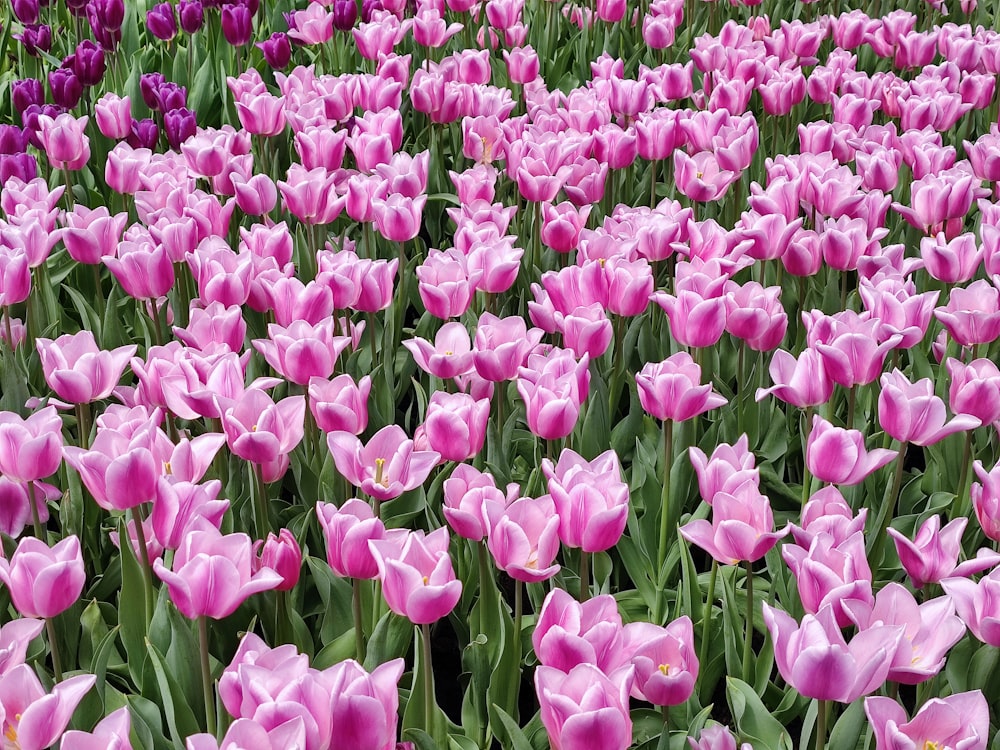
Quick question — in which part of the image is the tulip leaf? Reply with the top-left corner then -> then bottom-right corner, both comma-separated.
727,677 -> 793,750
118,519 -> 149,692
127,694 -> 173,750
363,611 -> 414,671
828,699 -> 866,750
492,705 -> 535,750
145,639 -> 201,750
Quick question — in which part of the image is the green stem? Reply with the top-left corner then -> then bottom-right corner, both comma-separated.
26,480 -> 43,539
815,699 -> 829,750
954,430 -> 975,519
353,577 -> 365,663
421,622 -> 434,735
45,617 -> 62,682
478,542 -> 490,637
579,549 -> 590,602
880,444 -> 908,542
514,579 -> 523,665
252,463 -> 271,537
76,401 -> 91,449
657,419 -> 675,573
846,386 -> 856,431
801,406 -> 814,506
199,616 -> 217,736
130,506 -> 156,628
698,559 -> 718,692
742,560 -> 754,684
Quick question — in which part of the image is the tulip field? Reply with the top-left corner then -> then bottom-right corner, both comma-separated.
5,0 -> 1000,746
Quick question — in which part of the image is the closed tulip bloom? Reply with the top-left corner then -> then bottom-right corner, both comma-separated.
154,525 -> 282,619
146,2 -> 178,40
253,319 -> 351,385
865,692 -> 988,750
763,603 -> 903,702
0,406 -> 63,482
61,205 -> 128,265
0,535 -> 85,618
561,303 -> 613,359
533,588 -> 628,673
935,280 -> 1000,347
805,415 -> 897,485
0,246 -> 31,307
0,477 -> 54,538
351,257 -> 398,313
626,616 -> 698,706
947,357 -> 1000,424
327,425 -> 440,501
0,666 -> 96,750
681,485 -> 788,564
517,364 -> 587,441
541,201 -> 590,254
442,465 -> 515,541
173,301 -> 246,353
689,435 -> 759,505
178,0 -> 204,33
221,3 -> 252,45
879,369 -> 980,446
473,313 -> 543,381
943,566 -> 1000,645
416,248 -> 479,320
255,529 -> 301,591
317,498 -> 402,580
372,193 -> 426,243
756,347 -> 834,408
536,663 -> 634,750
256,32 -> 292,69
488,495 -> 561,583
94,92 -> 132,139
637,352 -> 727,422
652,285 -> 728,349
423,391 -> 489,462
812,316 -> 901,389
37,113 -> 90,170
548,449 -> 628,552
404,322 -> 475,380
972,460 -> 1000,542
689,724 -> 752,750
103,233 -> 175,301
792,487 -> 867,548
783,531 -> 874,626
369,527 -> 462,624
725,281 -> 787,351
847,583 -> 964,685
36,330 -> 136,404
921,232 -> 984,283
309,374 -> 371,434
151,478 -> 228,550
63,428 -> 158,511
220,389 -> 305,466
326,658 -> 406,750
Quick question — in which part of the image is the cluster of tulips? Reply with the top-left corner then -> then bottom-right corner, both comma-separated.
5,0 -> 1000,747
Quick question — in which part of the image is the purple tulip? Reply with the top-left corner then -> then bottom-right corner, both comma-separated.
146,2 -> 178,40
256,32 -> 292,69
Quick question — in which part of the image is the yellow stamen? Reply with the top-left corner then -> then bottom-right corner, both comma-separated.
658,663 -> 670,675
422,576 -> 430,585
374,457 -> 388,487
164,461 -> 172,475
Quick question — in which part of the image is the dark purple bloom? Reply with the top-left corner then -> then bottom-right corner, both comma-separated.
11,78 -> 44,115
361,0 -> 382,23
89,0 -> 124,29
332,0 -> 357,31
164,107 -> 197,149
0,126 -> 28,155
66,0 -> 89,15
256,32 -> 291,69
22,104 -> 64,149
11,0 -> 40,24
15,24 -> 52,56
49,67 -> 83,109
178,0 -> 204,33
146,2 -> 178,40
155,82 -> 187,112
140,72 -> 167,110
221,3 -> 252,45
127,118 -> 160,149
0,153 -> 38,183
72,40 -> 107,86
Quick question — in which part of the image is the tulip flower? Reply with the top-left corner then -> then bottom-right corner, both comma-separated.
865,692 -> 988,750
0,666 -> 95,750
805,415 -> 897,485
473,313 -> 544,382
308,375 -> 372,434
63,427 -> 158,511
422,391 -> 489,463
791,487 -> 867,548
889,515 -> 1000,589
688,435 -> 759,505
947,357 -> 1000,425
186,718 -> 306,750
61,706 -> 132,750
689,724 -> 753,750
253,319 -> 351,386
0,535 -> 85,619
0,406 -> 63,482
536,663 -> 634,750
878,369 -> 980,445
756,347 -> 834,408
972,460 -> 1000,542
368,527 -> 462,624
220,389 -> 305,467
681,485 -> 788,564
442,465 -> 515,542
636,352 -> 727,423
327,425 -> 440,503
488,495 -> 561,583
533,588 -> 628,673
36,331 -> 136,405
403,322 -> 475,380
934,279 -> 1000,347
255,529 -> 302,592
763,602 -> 903,702
782,531 -> 874,626
625,616 -> 699,706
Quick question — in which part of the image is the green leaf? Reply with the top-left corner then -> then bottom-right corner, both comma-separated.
363,611 -> 414,671
493,705 -> 535,750
828,699 -> 866,750
145,639 -> 201,749
118,519 -> 148,691
727,677 -> 793,750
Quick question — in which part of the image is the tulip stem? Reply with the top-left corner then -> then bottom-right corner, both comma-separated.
2,308 -> 13,353
698,558 -> 718,698
579,550 -> 590,602
199,616 -> 216,736
800,407 -> 814,506
478,542 -> 490,637
130,506 -> 155,628
76,402 -> 92,449
657,704 -> 670,750
45,617 -> 63,682
26,480 -> 43,540
353,577 -> 366,663
815,699 -> 829,750
421,622 -> 435,736
954,430 -> 975,520
846,386 -> 856,431
879,444 -> 908,546
657,419 -> 674,574
252,463 -> 271,538
742,560 -> 754,684
514,579 -> 523,663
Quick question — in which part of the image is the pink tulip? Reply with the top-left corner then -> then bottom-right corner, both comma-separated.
811,313 -> 901,388
546,448 -> 628,553
972,460 -> 1000,542
186,239 -> 254,308
0,246 -> 30,307
626,616 -> 698,706
473,312 -> 543,381
865,692 -> 988,750
308,374 -> 371,435
220,389 -> 305,466
372,193 -> 426,243
889,515 -> 1000,588
327,425 -> 440,502
403,322 -> 475,380
782,532 -> 873,626
725,281 -> 787,351
173,301 -> 246,353
947,357 -> 1000,424
63,426 -> 158,511
416,248 -> 479,320
151,478 -> 228,550
0,535 -> 85,619
762,602 -> 902,702
103,230 -> 175,301
153,525 -> 283,619
186,718 -> 306,750
535,663 -> 634,750
689,724 -> 752,750
0,666 -> 95,750
61,706 -> 132,750
847,583 -> 964,685
878,369 -> 980,446
943,566 -> 1000,645
0,478 -> 54,538
37,113 -> 90,170
651,261 -> 729,348
94,92 -> 132,139
317,498 -> 404,580
36,331 -> 136,405
791,487 -> 867,548
351,257 -> 399,313
921,232 -> 984,283
533,588 -> 628,673
561,303 -> 613,359
756,347 -> 834,408
0,406 -> 63,482
255,528 -> 301,592
368,527 -> 462,624
442,465 -> 516,542
488,494 -> 561,583
805,415 -> 897,485
325,658 -> 407,750
540,201 -> 590,254
423,391 -> 489,462
60,205 -> 128,265
688,435 -> 759,505
681,484 -> 787,564
253,318 -> 351,385
673,150 -> 736,202
935,279 -> 1000,347
517,357 -> 588,440
859,274 -> 938,350
636,351 -> 727,422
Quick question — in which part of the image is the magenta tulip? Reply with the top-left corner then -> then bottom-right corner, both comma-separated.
327,425 -> 440,502
368,527 -> 462,624
878,369 -> 980,445
680,484 -> 788,564
0,406 -> 63,482
308,374 -> 372,434
316,498 -> 404,580
865,692 -> 988,750
0,666 -> 95,750
535,663 -> 634,750
626,616 -> 698,706
636,352 -> 727,422
0,535 -> 85,619
805,415 -> 897,485
220,389 -> 305,466
488,495 -> 561,583
36,331 -> 136,405
422,391 -> 489,462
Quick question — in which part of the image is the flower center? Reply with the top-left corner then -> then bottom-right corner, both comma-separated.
422,575 -> 430,585
658,663 -> 671,676
5,713 -> 22,746
922,742 -> 939,750
374,457 -> 388,487
164,461 -> 172,475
